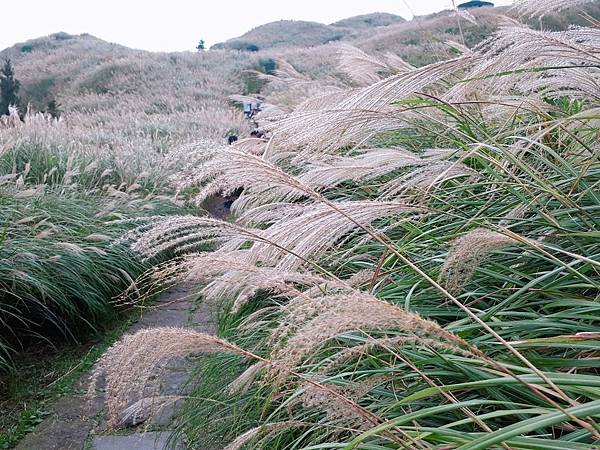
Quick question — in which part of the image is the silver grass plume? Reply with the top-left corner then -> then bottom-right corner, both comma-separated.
116,215 -> 264,260
379,160 -> 476,199
183,251 -> 351,312
224,421 -> 306,450
261,82 -> 343,115
519,68 -> 600,102
439,229 -> 517,295
479,96 -> 559,119
513,0 -> 598,19
236,202 -> 307,226
295,147 -> 465,194
263,56 -> 474,152
194,149 -> 316,211
445,40 -> 473,55
337,44 -> 414,86
247,201 -> 425,271
292,87 -> 355,113
227,362 -> 269,395
297,148 -> 424,191
265,274 -> 376,348
263,108 -> 408,154
298,381 -> 372,429
268,292 -> 469,377
116,201 -> 422,273
445,26 -> 600,101
232,137 -> 268,156
259,58 -> 311,85
89,328 -> 247,428
336,55 -> 475,112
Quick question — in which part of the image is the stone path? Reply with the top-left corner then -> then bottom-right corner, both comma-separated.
94,433 -> 184,450
16,284 -> 214,450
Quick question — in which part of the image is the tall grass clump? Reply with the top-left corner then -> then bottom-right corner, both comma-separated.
0,186 -> 188,371
95,3 -> 600,449
0,111 -> 194,371
0,192 -> 137,369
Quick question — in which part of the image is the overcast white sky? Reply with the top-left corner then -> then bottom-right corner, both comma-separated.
1,0 -> 514,52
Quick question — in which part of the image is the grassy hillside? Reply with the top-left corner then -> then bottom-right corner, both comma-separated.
357,3 -> 600,66
0,33 -> 262,371
213,4 -> 600,61
1,33 -> 254,148
212,20 -> 352,51
332,12 -> 406,28
213,12 -> 405,51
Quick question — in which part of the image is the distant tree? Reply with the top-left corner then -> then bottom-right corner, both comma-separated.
0,59 -> 21,116
196,39 -> 206,51
46,99 -> 61,119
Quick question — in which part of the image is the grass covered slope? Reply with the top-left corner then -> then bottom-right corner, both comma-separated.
1,33 -> 254,150
0,111 -> 191,371
212,20 -> 350,51
213,12 -> 406,51
92,1 -> 600,449
0,32 -> 259,370
332,12 -> 406,28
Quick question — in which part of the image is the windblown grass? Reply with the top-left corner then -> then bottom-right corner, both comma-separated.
0,185 -> 187,371
163,100 -> 600,448
87,2 -> 600,449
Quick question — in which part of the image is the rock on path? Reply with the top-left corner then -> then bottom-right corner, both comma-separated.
16,284 -> 215,450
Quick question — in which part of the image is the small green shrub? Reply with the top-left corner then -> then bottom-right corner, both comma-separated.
259,58 -> 277,75
227,41 -> 260,52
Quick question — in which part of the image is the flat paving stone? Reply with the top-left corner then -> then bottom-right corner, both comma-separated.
15,396 -> 101,450
93,432 -> 184,450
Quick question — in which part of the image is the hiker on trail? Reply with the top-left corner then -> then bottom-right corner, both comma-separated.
252,101 -> 262,116
243,102 -> 253,119
228,135 -> 238,145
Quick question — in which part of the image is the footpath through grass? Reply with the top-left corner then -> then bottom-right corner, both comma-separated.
0,315 -> 135,449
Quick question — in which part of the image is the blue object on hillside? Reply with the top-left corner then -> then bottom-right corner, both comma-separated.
458,1 -> 494,8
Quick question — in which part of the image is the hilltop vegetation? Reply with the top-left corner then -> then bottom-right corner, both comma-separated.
213,12 -> 405,51
0,33 -> 253,145
212,20 -> 348,51
332,12 -> 406,28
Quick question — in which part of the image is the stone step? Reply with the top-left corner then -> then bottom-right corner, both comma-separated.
93,432 -> 184,450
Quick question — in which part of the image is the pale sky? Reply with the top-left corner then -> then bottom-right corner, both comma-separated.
1,0 -> 514,52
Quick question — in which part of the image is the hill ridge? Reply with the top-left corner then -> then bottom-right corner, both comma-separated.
211,12 -> 406,51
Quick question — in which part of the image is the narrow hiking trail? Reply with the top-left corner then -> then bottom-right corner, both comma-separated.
16,285 -> 216,450
11,88 -> 257,450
